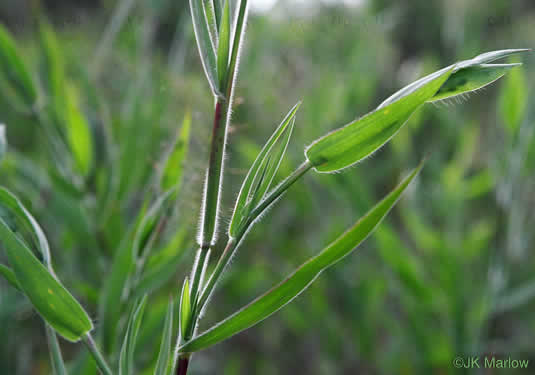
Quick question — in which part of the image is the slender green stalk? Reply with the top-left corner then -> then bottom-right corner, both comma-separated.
198,160 -> 312,312
82,334 -> 113,375
45,324 -> 67,375
190,0 -> 249,316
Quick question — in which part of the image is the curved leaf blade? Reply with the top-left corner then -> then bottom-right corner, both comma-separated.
159,112 -> 191,194
305,68 -> 450,173
0,263 -> 21,291
119,296 -> 147,375
154,299 -> 174,375
0,24 -> 38,108
229,102 -> 301,237
0,217 -> 93,342
179,162 -> 424,353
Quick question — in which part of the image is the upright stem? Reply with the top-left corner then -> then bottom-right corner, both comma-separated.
82,334 -> 113,375
198,160 -> 313,312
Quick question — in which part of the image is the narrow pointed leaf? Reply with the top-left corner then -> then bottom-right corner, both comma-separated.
252,118 -> 295,209
159,112 -> 191,194
306,69 -> 451,173
0,24 -> 38,108
0,263 -> 21,291
133,190 -> 174,261
0,187 -> 51,265
180,278 -> 191,339
217,0 -> 231,87
226,0 -> 249,91
212,0 -> 223,29
229,102 -> 301,237
39,21 -> 66,126
203,0 -> 219,46
455,48 -> 530,67
119,296 -> 147,375
0,188 -> 68,371
0,217 -> 93,342
379,49 -> 529,107
179,162 -> 424,353
154,299 -> 174,375
190,0 -> 220,95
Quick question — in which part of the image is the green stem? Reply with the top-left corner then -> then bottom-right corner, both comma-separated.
197,238 -> 236,311
82,334 -> 113,375
198,160 -> 312,312
46,325 -> 67,375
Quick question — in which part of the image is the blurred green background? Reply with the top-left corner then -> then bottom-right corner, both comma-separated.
1,0 -> 535,374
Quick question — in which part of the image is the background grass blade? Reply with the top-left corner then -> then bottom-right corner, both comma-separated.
119,296 -> 147,375
179,162 -> 424,353
305,69 -> 450,173
0,217 -> 93,342
154,299 -> 174,375
216,0 -> 231,88
0,187 -> 51,265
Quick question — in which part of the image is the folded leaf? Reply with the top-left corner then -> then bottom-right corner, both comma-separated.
158,112 -> 191,194
306,69 -> 451,172
190,0 -> 220,96
0,217 -> 93,342
306,49 -> 529,174
179,162 -> 424,353
119,296 -> 147,375
430,63 -> 520,102
217,0 -> 231,87
65,84 -> 94,177
0,24 -> 37,109
229,102 -> 300,237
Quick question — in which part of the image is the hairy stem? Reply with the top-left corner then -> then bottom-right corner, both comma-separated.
82,334 -> 113,375
198,160 -> 312,312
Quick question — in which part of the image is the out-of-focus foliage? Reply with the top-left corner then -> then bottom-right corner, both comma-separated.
0,0 -> 534,374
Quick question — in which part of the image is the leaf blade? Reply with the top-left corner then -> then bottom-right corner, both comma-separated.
119,296 -> 147,375
179,162 -> 424,353
306,69 -> 451,172
154,299 -> 174,375
229,102 -> 301,237
0,217 -> 93,342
